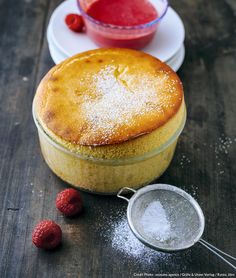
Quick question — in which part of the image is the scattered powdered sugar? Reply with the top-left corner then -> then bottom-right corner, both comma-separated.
110,215 -> 172,263
95,207 -> 172,262
179,154 -> 191,169
22,76 -> 29,82
181,134 -> 236,177
95,206 -> 191,270
141,201 -> 171,242
31,189 -> 43,198
201,135 -> 236,160
214,135 -> 234,157
182,184 -> 199,198
212,135 -> 236,176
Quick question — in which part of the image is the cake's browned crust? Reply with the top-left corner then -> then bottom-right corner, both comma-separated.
34,48 -> 183,146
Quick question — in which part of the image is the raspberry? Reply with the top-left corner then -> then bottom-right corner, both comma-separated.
65,14 -> 85,32
56,188 -> 83,216
32,220 -> 62,250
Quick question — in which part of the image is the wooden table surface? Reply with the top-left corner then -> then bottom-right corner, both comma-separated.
0,0 -> 236,277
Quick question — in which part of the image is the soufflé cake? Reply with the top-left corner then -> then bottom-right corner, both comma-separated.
33,48 -> 186,194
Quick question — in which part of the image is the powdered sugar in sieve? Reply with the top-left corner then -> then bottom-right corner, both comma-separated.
117,184 -> 236,270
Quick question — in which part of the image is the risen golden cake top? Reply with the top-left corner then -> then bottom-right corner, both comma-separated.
34,48 -> 183,146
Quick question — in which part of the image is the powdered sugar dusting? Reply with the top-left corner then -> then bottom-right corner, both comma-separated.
83,66 -> 156,133
82,65 -> 180,139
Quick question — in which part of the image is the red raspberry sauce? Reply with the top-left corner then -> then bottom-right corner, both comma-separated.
87,0 -> 158,26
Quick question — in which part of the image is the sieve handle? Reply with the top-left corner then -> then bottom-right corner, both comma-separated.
199,239 -> 236,270
117,187 -> 136,202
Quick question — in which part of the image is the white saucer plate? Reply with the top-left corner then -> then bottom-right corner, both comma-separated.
48,24 -> 185,72
49,0 -> 185,62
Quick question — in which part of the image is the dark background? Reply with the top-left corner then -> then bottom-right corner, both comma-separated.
0,0 -> 235,277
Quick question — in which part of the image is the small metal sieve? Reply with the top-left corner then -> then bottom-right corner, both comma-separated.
117,184 -> 236,270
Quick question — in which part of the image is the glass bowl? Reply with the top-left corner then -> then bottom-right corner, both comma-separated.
77,0 -> 169,49
32,100 -> 186,195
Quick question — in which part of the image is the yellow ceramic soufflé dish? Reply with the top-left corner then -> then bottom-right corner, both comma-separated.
33,48 -> 186,194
